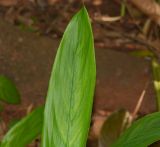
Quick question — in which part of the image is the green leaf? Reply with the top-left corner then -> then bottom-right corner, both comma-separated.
0,75 -> 20,104
99,109 -> 131,147
8,119 -> 20,130
1,106 -> 44,147
111,112 -> 160,147
42,6 -> 96,147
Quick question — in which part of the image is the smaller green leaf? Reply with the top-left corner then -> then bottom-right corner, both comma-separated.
99,109 -> 131,147
112,112 -> 160,147
0,75 -> 20,104
130,50 -> 154,58
1,106 -> 44,147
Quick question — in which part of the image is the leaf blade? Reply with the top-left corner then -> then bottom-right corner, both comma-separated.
0,75 -> 20,104
42,7 -> 96,147
112,112 -> 160,147
1,106 -> 44,147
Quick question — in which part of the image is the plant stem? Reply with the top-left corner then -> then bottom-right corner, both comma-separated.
152,58 -> 160,111
121,0 -> 126,17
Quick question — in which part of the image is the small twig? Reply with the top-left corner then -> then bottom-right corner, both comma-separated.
142,19 -> 152,36
94,15 -> 121,22
132,81 -> 149,120
26,103 -> 34,114
0,120 -> 6,139
95,22 -> 160,59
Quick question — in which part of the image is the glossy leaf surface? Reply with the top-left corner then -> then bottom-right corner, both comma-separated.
42,7 -> 96,147
1,106 -> 44,147
112,112 -> 160,147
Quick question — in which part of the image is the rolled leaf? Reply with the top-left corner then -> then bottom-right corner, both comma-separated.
0,75 -> 20,104
1,106 -> 44,147
99,109 -> 131,147
111,112 -> 160,147
42,6 -> 96,147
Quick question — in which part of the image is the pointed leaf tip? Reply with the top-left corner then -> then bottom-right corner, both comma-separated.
42,7 -> 96,147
